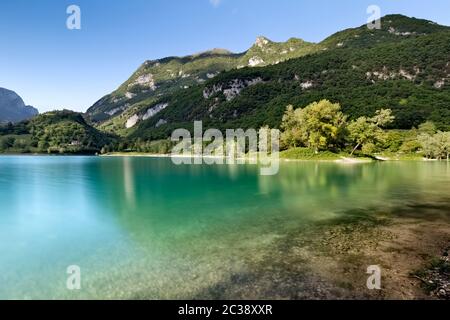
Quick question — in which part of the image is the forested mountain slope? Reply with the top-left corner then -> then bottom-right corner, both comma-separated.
127,15 -> 450,140
86,15 -> 450,141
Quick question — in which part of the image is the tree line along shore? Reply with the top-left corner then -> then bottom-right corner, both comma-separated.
0,100 -> 449,161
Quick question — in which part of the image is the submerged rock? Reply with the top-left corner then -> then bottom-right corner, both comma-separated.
415,246 -> 450,300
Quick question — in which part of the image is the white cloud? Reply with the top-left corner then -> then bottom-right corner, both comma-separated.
209,0 -> 222,7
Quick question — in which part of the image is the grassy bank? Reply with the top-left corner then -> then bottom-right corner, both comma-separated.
101,147 -> 433,163
280,148 -> 345,161
376,152 -> 427,161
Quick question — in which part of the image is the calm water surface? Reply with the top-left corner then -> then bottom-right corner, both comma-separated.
0,156 -> 449,299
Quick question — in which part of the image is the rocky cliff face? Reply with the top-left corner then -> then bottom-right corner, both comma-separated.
0,88 -> 38,123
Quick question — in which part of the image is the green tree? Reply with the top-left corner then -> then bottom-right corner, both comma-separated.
400,140 -> 422,153
418,133 -> 438,159
280,105 -> 304,149
0,136 -> 15,151
418,131 -> 450,160
280,100 -> 347,152
434,131 -> 450,160
418,121 -> 437,135
348,109 -> 395,155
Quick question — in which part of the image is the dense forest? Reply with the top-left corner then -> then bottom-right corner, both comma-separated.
0,111 -> 114,154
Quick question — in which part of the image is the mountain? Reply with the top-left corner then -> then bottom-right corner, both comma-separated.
0,88 -> 38,123
321,14 -> 449,49
0,110 -> 115,154
89,14 -> 450,142
86,36 -> 318,130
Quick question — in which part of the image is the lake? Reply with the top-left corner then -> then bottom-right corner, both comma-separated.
0,156 -> 449,299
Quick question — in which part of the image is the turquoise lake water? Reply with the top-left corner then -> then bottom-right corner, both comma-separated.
0,156 -> 449,299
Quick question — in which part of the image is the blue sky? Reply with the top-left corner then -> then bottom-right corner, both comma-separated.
1,0 -> 450,113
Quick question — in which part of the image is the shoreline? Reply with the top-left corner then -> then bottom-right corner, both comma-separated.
101,152 -> 428,163
102,152 -> 371,163
0,152 -> 438,163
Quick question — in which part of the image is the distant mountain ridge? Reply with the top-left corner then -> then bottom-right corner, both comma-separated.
86,35 -> 318,129
0,88 -> 38,123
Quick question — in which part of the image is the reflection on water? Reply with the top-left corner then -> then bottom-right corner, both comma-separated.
122,157 -> 136,209
0,156 -> 449,299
